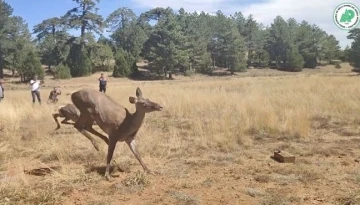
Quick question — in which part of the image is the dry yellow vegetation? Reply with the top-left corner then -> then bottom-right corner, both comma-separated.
0,63 -> 359,205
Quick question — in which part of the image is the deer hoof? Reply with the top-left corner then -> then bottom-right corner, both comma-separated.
105,174 -> 113,181
146,169 -> 156,176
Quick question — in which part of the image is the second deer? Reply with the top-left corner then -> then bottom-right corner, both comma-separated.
52,103 -> 80,130
71,87 -> 163,180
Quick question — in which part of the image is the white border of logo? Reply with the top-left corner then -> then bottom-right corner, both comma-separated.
333,3 -> 360,30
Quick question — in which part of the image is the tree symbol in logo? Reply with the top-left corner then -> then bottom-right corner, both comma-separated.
340,9 -> 355,23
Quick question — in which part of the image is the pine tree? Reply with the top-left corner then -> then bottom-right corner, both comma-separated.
286,43 -> 304,71
21,51 -> 44,82
66,44 -> 91,77
113,49 -> 130,77
347,29 -> 360,69
142,9 -> 189,79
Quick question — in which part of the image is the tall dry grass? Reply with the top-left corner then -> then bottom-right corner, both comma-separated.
2,75 -> 360,156
0,74 -> 360,203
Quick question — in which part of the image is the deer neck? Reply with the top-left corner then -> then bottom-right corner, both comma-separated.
128,110 -> 146,134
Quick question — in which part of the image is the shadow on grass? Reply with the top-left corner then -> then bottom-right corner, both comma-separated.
209,71 -> 235,77
128,72 -> 169,81
24,166 -> 62,176
127,67 -> 239,80
84,164 -> 126,176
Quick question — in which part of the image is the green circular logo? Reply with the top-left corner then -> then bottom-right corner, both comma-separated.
333,3 -> 360,30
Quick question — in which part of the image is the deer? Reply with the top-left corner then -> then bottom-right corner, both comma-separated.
52,103 -> 80,130
70,87 -> 163,180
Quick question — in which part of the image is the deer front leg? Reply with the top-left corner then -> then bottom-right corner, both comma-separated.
125,137 -> 154,175
105,136 -> 117,181
52,113 -> 61,130
84,121 -> 109,145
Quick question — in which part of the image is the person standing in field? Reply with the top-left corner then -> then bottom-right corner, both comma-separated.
98,73 -> 107,93
0,79 -> 4,102
30,75 -> 42,104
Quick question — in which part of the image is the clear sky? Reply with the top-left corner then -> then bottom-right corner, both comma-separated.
6,0 -> 360,49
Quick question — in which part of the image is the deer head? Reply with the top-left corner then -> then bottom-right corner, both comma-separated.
129,87 -> 163,113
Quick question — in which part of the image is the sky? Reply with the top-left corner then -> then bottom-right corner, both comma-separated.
6,0 -> 360,49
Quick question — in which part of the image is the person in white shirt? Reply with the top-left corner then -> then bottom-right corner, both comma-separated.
30,75 -> 42,104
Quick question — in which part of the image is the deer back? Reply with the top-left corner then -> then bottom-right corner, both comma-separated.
71,88 -> 128,134
59,104 -> 80,121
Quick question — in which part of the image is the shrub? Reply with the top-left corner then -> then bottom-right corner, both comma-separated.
66,44 -> 91,77
113,50 -> 130,78
330,60 -> 342,65
54,63 -> 71,79
184,70 -> 195,76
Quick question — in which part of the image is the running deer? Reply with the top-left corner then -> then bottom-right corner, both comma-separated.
52,103 -> 80,130
71,87 -> 163,180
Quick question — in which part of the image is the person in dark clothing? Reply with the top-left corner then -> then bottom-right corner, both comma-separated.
98,73 -> 107,93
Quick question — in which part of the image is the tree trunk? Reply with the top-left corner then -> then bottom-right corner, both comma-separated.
52,26 -> 56,36
248,49 -> 253,66
81,3 -> 86,38
81,23 -> 86,38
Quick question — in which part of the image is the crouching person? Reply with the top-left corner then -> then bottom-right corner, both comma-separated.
47,86 -> 61,104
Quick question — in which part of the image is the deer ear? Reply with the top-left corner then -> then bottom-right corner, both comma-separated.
136,87 -> 142,98
129,97 -> 137,104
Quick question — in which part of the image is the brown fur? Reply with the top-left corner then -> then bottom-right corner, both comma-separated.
70,87 -> 163,180
52,104 -> 80,130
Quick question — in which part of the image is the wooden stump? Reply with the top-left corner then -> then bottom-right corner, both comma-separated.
273,150 -> 295,163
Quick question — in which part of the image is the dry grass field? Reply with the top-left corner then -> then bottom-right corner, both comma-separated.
1,63 -> 360,205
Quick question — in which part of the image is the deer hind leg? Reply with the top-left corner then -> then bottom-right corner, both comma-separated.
84,120 -> 109,145
61,118 -> 75,125
52,113 -> 62,130
74,113 -> 101,151
58,110 -> 75,126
